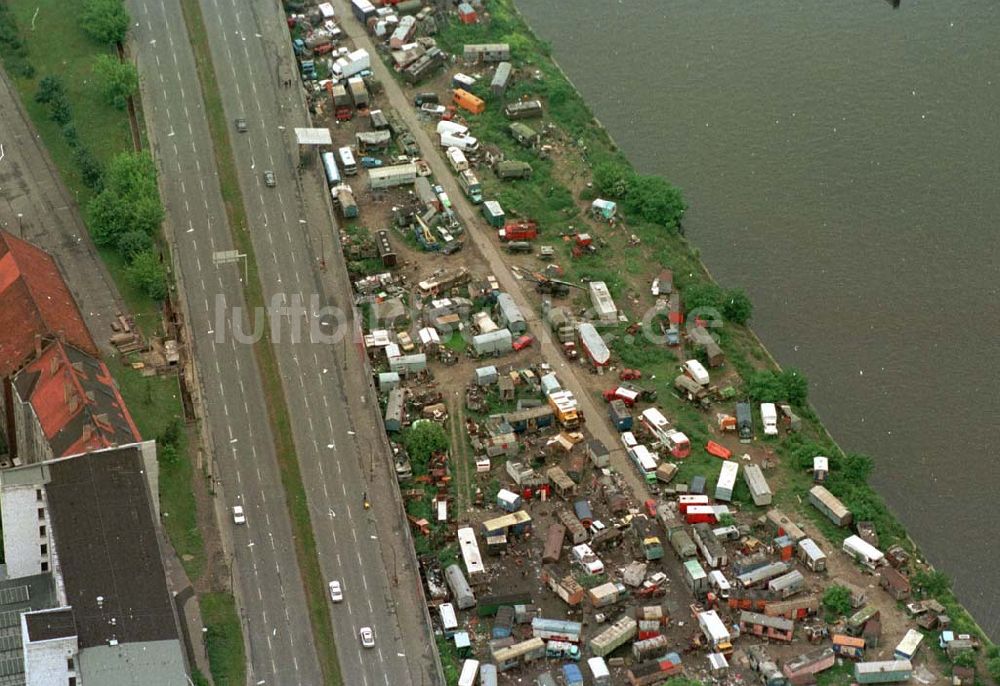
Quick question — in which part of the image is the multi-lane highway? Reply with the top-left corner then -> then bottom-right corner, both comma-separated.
191,0 -> 429,683
127,0 -> 323,683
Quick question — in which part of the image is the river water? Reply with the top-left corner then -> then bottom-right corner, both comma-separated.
515,0 -> 1000,637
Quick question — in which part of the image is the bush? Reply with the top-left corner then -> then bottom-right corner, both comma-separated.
117,230 -> 154,259
81,0 -> 130,45
722,288 -> 753,325
34,76 -> 66,105
987,652 -> 1000,684
746,368 -> 810,404
126,249 -> 168,300
592,161 -> 632,199
93,54 -> 138,109
402,422 -> 449,468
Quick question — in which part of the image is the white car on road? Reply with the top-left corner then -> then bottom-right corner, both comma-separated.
232,505 -> 246,525
328,580 -> 343,603
359,626 -> 375,648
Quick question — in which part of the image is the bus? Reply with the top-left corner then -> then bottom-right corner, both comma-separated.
457,527 -> 485,582
338,146 -> 358,175
628,445 -> 658,484
320,151 -> 341,187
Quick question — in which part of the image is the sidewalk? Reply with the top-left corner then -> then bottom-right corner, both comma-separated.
0,68 -> 125,355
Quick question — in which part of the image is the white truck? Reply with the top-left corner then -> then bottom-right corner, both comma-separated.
760,402 -> 779,436
571,543 -> 604,575
436,120 -> 469,137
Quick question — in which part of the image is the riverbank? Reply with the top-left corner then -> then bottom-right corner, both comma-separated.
436,0 -> 995,678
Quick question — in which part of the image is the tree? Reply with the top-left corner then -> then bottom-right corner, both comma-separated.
126,249 -> 168,300
92,54 -> 138,109
87,151 -> 163,252
747,370 -> 784,402
81,0 -> 129,45
913,569 -> 951,598
822,585 -> 852,616
592,161 -> 632,199
624,175 -> 686,230
722,288 -> 753,325
403,421 -> 449,467
839,452 -> 874,482
117,229 -> 153,259
779,368 -> 809,404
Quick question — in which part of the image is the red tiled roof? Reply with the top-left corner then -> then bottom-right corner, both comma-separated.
14,342 -> 141,456
0,231 -> 97,377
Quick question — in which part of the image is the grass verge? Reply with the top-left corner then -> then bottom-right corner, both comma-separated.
201,592 -> 246,686
177,0 -> 342,682
113,366 -> 206,580
3,0 -> 159,329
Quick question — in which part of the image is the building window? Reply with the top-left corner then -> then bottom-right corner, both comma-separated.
37,507 -> 45,521
69,678 -> 76,686
40,544 -> 47,556
40,562 -> 48,572
39,525 -> 46,537
67,657 -> 74,670
36,489 -> 43,502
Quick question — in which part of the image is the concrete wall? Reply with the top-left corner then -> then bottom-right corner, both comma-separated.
1,479 -> 52,579
22,614 -> 77,686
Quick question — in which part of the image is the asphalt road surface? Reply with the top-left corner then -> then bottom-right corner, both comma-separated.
192,0 -> 429,683
127,0 -> 323,683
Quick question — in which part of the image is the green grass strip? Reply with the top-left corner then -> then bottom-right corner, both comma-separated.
177,0 -> 342,682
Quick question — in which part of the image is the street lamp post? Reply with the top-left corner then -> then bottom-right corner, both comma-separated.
16,213 -> 23,238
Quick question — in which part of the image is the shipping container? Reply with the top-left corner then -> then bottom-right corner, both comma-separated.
495,160 -> 533,179
491,61 -> 512,97
481,200 -> 505,227
684,559 -> 709,595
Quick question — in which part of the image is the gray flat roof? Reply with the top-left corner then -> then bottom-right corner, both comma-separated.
46,446 -> 178,648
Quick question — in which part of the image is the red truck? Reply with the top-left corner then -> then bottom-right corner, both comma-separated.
498,220 -> 538,241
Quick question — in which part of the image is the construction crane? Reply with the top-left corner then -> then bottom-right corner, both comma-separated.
512,266 -> 586,297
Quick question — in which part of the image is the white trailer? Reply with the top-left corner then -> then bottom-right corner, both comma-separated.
761,402 -> 779,435
683,359 -> 710,386
715,461 -> 739,502
446,146 -> 469,172
457,659 -> 479,686
842,534 -> 885,570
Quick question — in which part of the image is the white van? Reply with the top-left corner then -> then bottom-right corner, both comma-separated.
571,543 -> 604,575
440,132 -> 479,152
708,570 -> 731,599
446,146 -> 469,172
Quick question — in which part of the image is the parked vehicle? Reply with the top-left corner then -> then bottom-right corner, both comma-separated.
361,156 -> 383,169
414,91 -> 439,106
235,117 -> 247,133
512,335 -> 534,351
